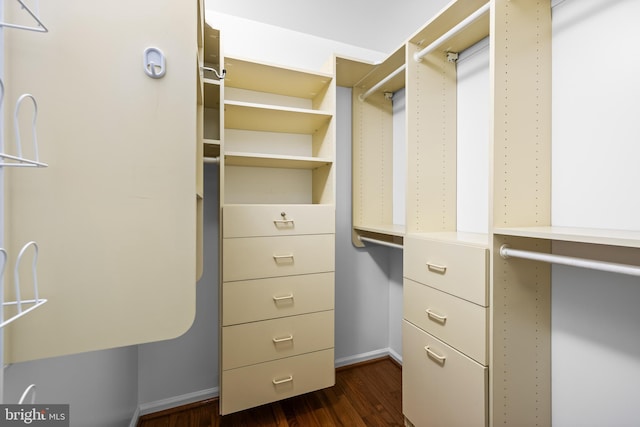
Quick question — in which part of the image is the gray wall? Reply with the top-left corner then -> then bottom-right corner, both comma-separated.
4,347 -> 138,427
136,164 -> 220,407
334,86 -> 400,366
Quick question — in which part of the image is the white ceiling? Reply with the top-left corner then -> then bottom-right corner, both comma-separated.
204,0 -> 451,54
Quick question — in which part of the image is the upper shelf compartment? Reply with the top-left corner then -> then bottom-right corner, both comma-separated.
223,56 -> 334,135
224,56 -> 333,101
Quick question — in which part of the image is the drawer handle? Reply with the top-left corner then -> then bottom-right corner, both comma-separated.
272,335 -> 294,343
426,262 -> 447,274
274,212 -> 294,227
273,254 -> 294,262
272,375 -> 293,385
273,294 -> 294,302
425,309 -> 447,323
425,346 -> 446,364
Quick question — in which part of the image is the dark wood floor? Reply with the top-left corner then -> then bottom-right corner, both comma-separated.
137,357 -> 403,427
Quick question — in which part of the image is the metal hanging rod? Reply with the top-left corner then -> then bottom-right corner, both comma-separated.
0,0 -> 48,32
359,64 -> 406,101
359,236 -> 403,250
414,2 -> 490,62
203,156 -> 219,164
499,245 -> 640,277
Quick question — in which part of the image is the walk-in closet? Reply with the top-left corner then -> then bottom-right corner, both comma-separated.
1,0 -> 639,426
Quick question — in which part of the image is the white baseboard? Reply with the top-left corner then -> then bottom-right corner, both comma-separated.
130,387 -> 219,426
130,350 -> 402,425
334,347 -> 402,368
128,407 -> 140,427
387,347 -> 403,365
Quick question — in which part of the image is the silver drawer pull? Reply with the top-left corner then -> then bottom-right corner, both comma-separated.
425,346 -> 446,364
272,335 -> 294,343
274,211 -> 294,227
273,254 -> 294,262
425,309 -> 447,322
272,375 -> 293,385
273,294 -> 294,302
426,262 -> 447,274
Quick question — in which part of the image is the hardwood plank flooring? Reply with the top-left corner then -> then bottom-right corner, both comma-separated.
137,357 -> 403,427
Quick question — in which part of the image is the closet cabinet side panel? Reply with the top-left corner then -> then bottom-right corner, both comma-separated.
490,0 -> 552,425
4,0 -> 197,362
405,44 -> 457,233
351,89 -> 393,231
490,0 -> 552,229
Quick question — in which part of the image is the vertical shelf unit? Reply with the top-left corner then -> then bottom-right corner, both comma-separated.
489,0 -> 553,425
350,46 -> 406,248
221,56 -> 335,206
218,56 -> 336,414
345,0 -> 638,425
402,1 -> 491,426
198,17 -> 222,280
202,23 -> 222,159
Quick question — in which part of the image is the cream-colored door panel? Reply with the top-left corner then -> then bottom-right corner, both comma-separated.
404,278 -> 488,365
3,0 -> 197,363
402,321 -> 487,427
223,204 -> 335,237
223,234 -> 334,281
220,348 -> 335,415
222,272 -> 334,326
222,310 -> 334,370
404,236 -> 488,306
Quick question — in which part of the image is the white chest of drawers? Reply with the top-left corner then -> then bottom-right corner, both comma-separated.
220,204 -> 335,415
403,232 -> 489,427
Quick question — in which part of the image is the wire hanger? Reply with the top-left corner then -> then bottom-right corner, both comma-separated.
0,0 -> 48,32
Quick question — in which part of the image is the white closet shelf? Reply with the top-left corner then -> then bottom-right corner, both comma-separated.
224,101 -> 332,134
224,56 -> 332,99
354,46 -> 406,96
493,226 -> 640,248
354,224 -> 406,237
406,231 -> 489,247
408,0 -> 489,55
224,152 -> 332,169
204,77 -> 221,86
203,139 -> 220,158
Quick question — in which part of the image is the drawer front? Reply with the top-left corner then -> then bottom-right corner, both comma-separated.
404,278 -> 488,364
404,236 -> 488,306
221,348 -> 335,415
402,321 -> 487,427
223,204 -> 335,238
222,310 -> 334,370
223,234 -> 335,282
223,272 -> 334,326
